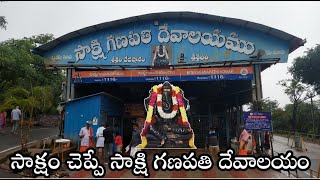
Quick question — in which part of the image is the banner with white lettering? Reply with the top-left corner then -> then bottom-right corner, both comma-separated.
243,112 -> 272,131
43,19 -> 290,67
71,66 -> 253,83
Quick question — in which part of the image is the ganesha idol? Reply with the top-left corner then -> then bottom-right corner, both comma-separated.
136,82 -> 196,149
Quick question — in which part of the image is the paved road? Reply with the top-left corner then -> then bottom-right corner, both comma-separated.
272,135 -> 320,178
0,126 -> 59,152
0,169 -> 23,178
0,126 -> 59,178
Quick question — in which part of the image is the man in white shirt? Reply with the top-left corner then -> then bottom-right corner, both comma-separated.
79,121 -> 93,152
11,106 -> 21,134
95,122 -> 105,161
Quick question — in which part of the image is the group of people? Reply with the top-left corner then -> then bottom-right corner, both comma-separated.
0,106 -> 21,134
79,121 -> 142,163
238,125 -> 272,156
206,125 -> 273,160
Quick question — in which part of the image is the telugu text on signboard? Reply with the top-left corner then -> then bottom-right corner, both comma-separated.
243,112 -> 272,131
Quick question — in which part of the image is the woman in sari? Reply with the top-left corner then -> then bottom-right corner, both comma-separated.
238,125 -> 249,155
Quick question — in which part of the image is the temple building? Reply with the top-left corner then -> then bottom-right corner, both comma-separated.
32,11 -> 305,149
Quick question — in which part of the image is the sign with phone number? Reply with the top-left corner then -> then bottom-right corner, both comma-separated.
72,67 -> 253,83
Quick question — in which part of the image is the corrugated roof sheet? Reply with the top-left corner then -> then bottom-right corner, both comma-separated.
33,11 -> 305,55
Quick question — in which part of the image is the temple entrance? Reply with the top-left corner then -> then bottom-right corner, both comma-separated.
33,11 -> 303,152
71,79 -> 252,149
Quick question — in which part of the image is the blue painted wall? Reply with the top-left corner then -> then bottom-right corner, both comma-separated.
100,95 -> 123,116
64,94 -> 124,143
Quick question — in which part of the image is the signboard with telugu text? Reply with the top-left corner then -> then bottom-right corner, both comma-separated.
243,112 -> 272,131
71,66 -> 253,83
43,19 -> 290,68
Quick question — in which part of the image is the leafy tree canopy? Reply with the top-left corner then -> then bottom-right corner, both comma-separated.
0,34 -> 63,114
289,45 -> 320,94
1,2 -> 8,30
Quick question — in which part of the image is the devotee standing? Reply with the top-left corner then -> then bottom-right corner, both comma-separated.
238,125 -> 249,155
11,106 -> 21,134
206,127 -> 220,161
96,122 -> 105,160
103,123 -> 114,163
79,121 -> 93,152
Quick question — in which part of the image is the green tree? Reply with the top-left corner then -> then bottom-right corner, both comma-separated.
0,34 -> 63,110
0,86 -> 55,151
278,78 -> 306,133
282,102 -> 320,134
0,87 -> 31,149
289,45 -> 320,94
248,97 -> 279,112
0,34 -> 55,90
0,16 -> 6,30
0,34 -> 64,151
272,107 -> 290,131
316,100 -> 320,134
0,2 -> 7,30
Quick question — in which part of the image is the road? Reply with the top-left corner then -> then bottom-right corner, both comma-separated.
0,126 -> 59,178
0,126 -> 59,152
272,135 -> 320,178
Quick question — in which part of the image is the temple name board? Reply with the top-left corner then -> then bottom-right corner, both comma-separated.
43,19 -> 290,67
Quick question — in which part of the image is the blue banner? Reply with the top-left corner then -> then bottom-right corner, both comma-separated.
72,74 -> 253,83
43,19 -> 290,68
243,112 -> 272,131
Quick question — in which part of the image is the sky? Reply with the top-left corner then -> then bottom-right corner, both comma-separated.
1,1 -> 319,108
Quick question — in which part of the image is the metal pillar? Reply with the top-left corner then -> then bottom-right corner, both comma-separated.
240,105 -> 243,125
310,95 -> 315,136
66,68 -> 75,101
71,81 -> 75,100
66,68 -> 72,101
236,96 -> 241,138
226,108 -> 230,147
208,103 -> 213,128
252,64 -> 263,153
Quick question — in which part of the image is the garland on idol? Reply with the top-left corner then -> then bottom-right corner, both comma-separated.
136,82 -> 196,149
145,83 -> 189,125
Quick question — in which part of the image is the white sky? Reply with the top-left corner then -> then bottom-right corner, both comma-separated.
1,1 -> 320,108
